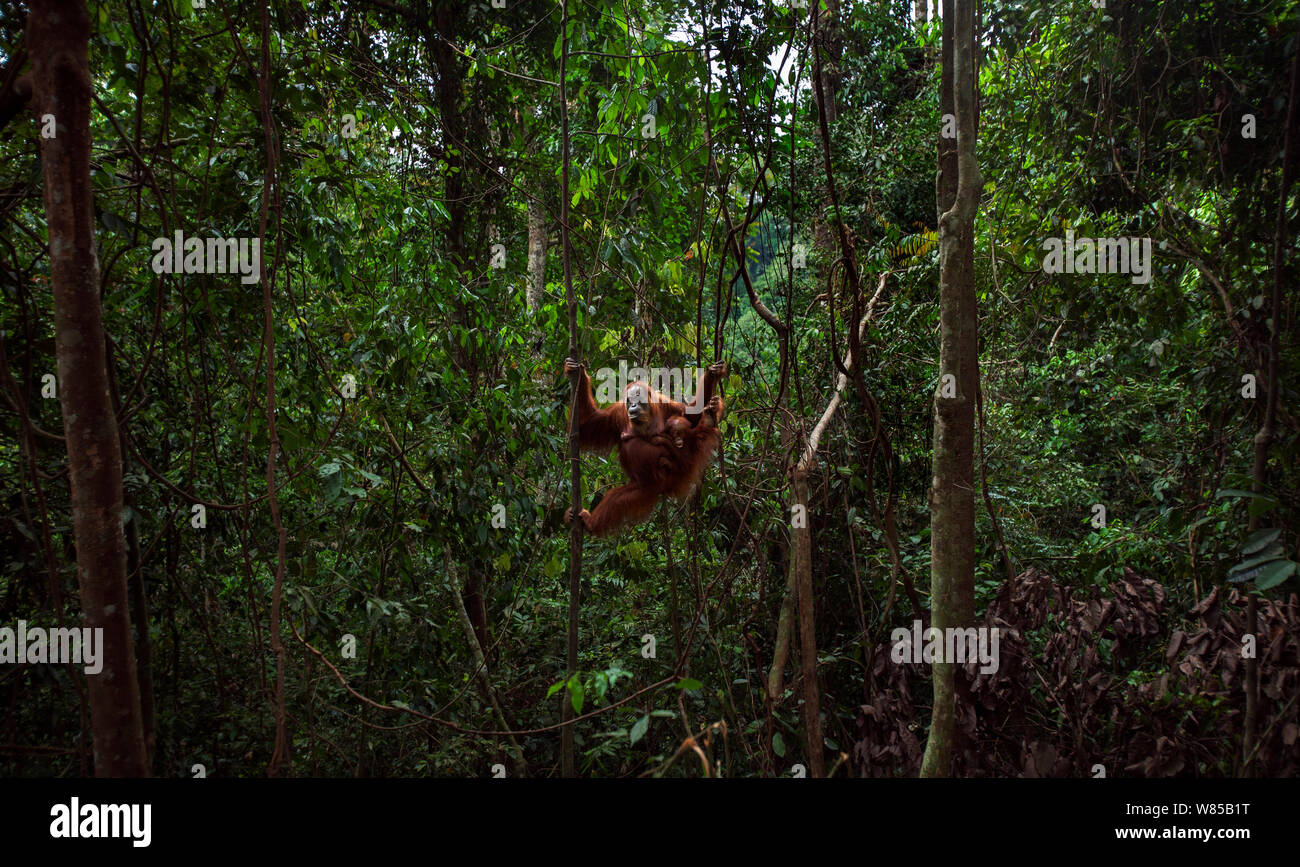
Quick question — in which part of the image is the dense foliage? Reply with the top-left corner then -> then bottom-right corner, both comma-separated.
1,0 -> 1296,777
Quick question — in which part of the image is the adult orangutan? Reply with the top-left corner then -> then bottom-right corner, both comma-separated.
564,359 -> 726,536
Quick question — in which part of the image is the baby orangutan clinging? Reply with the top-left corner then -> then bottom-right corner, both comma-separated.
564,360 -> 726,536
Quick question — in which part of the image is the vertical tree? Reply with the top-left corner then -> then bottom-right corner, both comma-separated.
526,199 -> 547,313
1243,42 -> 1298,777
921,0 -> 980,778
559,0 -> 583,779
28,0 -> 147,777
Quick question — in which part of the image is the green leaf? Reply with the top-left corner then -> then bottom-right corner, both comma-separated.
1249,495 -> 1279,518
1255,560 -> 1297,591
772,732 -> 786,757
1229,544 -> 1285,576
675,677 -> 702,691
629,714 -> 649,745
569,676 -> 585,714
1241,528 -> 1281,555
1216,488 -> 1279,517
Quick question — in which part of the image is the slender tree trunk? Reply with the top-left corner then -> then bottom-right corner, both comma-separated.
464,569 -> 492,665
432,7 -> 467,270
766,540 -> 799,703
812,0 -> 843,256
1242,41 -> 1298,777
431,2 -> 482,380
766,277 -> 886,769
815,0 -> 841,126
446,551 -> 526,776
106,335 -> 156,770
559,0 -> 583,779
257,0 -> 291,777
921,0 -> 980,779
29,0 -> 147,777
125,510 -> 155,768
526,198 -> 547,313
790,467 -> 824,777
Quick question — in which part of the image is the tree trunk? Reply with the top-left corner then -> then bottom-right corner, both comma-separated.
790,467 -> 824,777
812,0 -> 843,256
446,551 -> 526,776
526,198 -> 547,313
431,6 -> 468,270
814,0 -> 841,127
766,539 -> 799,704
29,0 -> 148,777
921,0 -> 980,779
766,276 -> 886,768
464,568 -> 492,664
1242,40 -> 1298,777
125,509 -> 155,768
559,0 -> 583,779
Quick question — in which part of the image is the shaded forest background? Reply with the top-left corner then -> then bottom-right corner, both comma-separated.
0,0 -> 1297,777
